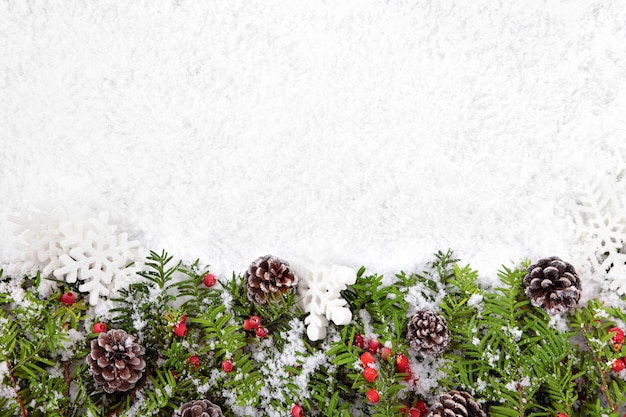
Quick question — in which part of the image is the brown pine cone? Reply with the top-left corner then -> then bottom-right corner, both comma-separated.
407,310 -> 450,357
427,390 -> 487,417
86,329 -> 146,393
245,255 -> 298,305
175,399 -> 224,417
523,256 -> 581,313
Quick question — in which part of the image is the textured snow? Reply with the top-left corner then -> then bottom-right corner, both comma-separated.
1,1 -> 625,290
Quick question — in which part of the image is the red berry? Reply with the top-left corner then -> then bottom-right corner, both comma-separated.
173,322 -> 188,337
243,319 -> 254,331
353,333 -> 365,349
555,414 -> 568,417
180,315 -> 187,323
291,404 -> 304,417
60,291 -> 76,306
363,367 -> 378,383
368,339 -> 382,354
360,352 -> 376,367
408,408 -> 421,417
381,347 -> 393,360
255,327 -> 269,338
93,322 -> 107,333
188,355 -> 200,370
221,359 -> 234,373
399,405 -> 409,416
203,273 -> 217,287
249,315 -> 261,328
612,358 -> 625,372
610,327 -> 625,344
366,388 -> 380,404
415,401 -> 428,414
396,353 -> 410,373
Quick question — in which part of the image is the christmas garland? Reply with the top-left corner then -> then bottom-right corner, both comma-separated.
1,247 -> 626,417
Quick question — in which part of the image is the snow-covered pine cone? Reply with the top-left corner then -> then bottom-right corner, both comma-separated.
175,399 -> 224,417
427,390 -> 487,417
86,329 -> 146,393
407,310 -> 450,357
245,255 -> 298,305
523,256 -> 581,313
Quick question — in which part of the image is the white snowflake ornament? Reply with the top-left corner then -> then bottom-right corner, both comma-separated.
291,260 -> 357,341
12,206 -> 140,305
567,138 -> 626,295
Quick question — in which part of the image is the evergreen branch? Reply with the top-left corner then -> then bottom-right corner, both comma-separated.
6,361 -> 27,417
579,320 -> 617,412
63,360 -> 72,416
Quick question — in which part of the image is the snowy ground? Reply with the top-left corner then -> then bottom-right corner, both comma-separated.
1,1 -> 625,287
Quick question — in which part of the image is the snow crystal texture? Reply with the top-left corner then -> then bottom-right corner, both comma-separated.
1,1 -> 625,282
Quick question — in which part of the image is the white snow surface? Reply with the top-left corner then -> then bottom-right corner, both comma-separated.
1,1 -> 626,284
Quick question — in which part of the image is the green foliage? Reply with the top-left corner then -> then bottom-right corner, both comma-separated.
343,266 -> 415,346
439,260 -> 626,417
3,249 -> 626,417
0,273 -> 88,417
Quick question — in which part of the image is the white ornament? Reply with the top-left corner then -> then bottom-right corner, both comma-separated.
567,138 -> 626,294
292,259 -> 357,341
12,206 -> 140,305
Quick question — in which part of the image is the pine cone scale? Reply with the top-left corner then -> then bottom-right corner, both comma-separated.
101,370 -> 115,381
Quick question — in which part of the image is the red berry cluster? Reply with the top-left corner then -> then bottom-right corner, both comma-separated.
243,315 -> 269,338
353,333 -> 417,406
610,327 -> 626,372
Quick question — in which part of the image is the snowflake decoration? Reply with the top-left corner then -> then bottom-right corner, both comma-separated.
12,206 -> 140,305
567,139 -> 626,294
291,259 -> 357,341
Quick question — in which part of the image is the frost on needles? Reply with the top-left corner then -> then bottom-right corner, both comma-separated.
3,250 -> 626,416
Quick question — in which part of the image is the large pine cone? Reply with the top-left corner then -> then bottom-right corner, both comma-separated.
86,329 -> 146,393
407,310 -> 450,357
427,390 -> 487,417
523,256 -> 581,313
245,255 -> 298,305
175,399 -> 224,417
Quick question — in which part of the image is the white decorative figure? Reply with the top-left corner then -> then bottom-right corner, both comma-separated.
292,260 -> 357,341
12,206 -> 140,306
567,138 -> 626,296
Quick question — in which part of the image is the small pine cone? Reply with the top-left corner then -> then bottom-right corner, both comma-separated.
407,310 -> 450,357
245,255 -> 298,305
86,329 -> 146,393
175,399 -> 224,417
523,256 -> 581,313
427,390 -> 487,417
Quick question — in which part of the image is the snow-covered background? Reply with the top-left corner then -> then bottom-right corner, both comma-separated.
1,1 -> 625,284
